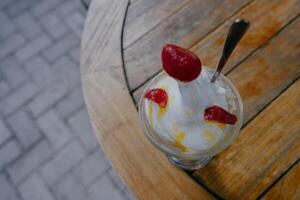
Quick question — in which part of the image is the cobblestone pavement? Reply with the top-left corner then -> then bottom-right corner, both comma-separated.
0,0 -> 134,199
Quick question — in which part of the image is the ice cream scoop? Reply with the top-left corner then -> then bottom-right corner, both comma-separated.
139,42 -> 243,170
144,44 -> 237,151
144,68 -> 229,151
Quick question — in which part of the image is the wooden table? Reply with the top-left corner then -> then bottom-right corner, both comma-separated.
80,0 -> 300,199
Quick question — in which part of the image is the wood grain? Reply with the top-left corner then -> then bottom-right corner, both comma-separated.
81,0 -> 213,199
228,16 -> 300,123
82,0 -> 300,198
134,13 -> 300,124
132,0 -> 300,101
124,0 -> 253,90
262,162 -> 300,200
194,79 -> 300,199
123,0 -> 190,48
81,0 -> 128,85
192,16 -> 300,198
132,4 -> 300,199
82,73 -> 213,200
191,0 -> 300,73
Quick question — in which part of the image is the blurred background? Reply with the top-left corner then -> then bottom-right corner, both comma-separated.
0,0 -> 134,199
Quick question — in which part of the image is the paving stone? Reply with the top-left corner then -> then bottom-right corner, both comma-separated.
0,80 -> 11,99
108,167 -> 127,192
57,0 -> 81,18
0,12 -> 16,40
14,13 -> 43,40
53,56 -> 80,90
80,0 -> 91,8
41,139 -> 86,185
28,81 -> 68,117
7,140 -> 53,185
7,109 -> 41,149
0,139 -> 22,170
0,56 -> 29,88
0,0 -> 117,199
24,57 -> 56,87
40,13 -> 69,39
68,108 -> 98,151
0,174 -> 21,200
54,173 -> 88,200
124,189 -> 136,200
16,35 -> 52,62
0,33 -> 26,60
4,0 -> 39,18
30,0 -> 62,17
55,88 -> 85,120
77,3 -> 87,16
66,11 -> 85,37
0,0 -> 15,9
42,33 -> 79,63
18,173 -> 55,200
0,82 -> 40,116
69,46 -> 80,65
37,110 -> 72,149
88,174 -> 126,200
0,118 -> 11,146
74,148 -> 110,186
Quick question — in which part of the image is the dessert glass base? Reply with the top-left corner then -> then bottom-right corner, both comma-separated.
167,155 -> 211,170
138,67 -> 243,170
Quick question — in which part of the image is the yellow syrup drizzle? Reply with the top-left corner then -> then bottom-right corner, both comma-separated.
149,101 -> 153,125
217,123 -> 226,130
203,129 -> 217,145
158,105 -> 167,118
205,120 -> 226,131
173,132 -> 188,152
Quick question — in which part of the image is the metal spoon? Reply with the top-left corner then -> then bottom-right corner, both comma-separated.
210,18 -> 250,83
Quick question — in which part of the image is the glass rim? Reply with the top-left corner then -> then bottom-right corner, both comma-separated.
138,67 -> 244,160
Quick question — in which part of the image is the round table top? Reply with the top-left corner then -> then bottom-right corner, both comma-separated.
80,0 -> 300,199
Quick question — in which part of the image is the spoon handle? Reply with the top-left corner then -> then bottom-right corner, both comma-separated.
211,19 -> 249,83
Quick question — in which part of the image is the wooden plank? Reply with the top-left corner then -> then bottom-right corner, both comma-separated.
191,0 -> 300,73
133,7 -> 300,199
262,162 -> 300,200
81,0 -> 213,199
132,0 -> 300,100
194,79 -> 300,199
124,0 -> 253,90
134,11 -> 300,123
81,0 -> 128,85
227,16 -> 300,123
124,0 -> 190,48
193,16 -> 300,198
82,73 -> 213,200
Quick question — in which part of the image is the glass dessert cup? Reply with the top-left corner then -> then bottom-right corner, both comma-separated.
138,67 -> 243,170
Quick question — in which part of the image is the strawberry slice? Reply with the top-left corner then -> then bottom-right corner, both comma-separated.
204,105 -> 237,125
162,44 -> 201,82
144,88 -> 168,108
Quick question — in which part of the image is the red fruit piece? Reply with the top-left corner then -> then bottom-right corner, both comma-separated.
162,44 -> 202,82
144,88 -> 168,108
204,105 -> 237,125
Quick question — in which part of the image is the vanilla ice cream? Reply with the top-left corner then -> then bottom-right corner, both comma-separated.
144,68 -> 229,151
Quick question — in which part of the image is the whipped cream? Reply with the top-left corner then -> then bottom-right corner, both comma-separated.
144,68 -> 228,151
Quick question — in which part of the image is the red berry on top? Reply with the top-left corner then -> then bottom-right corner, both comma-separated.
161,44 -> 202,82
144,88 -> 168,108
204,105 -> 237,125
